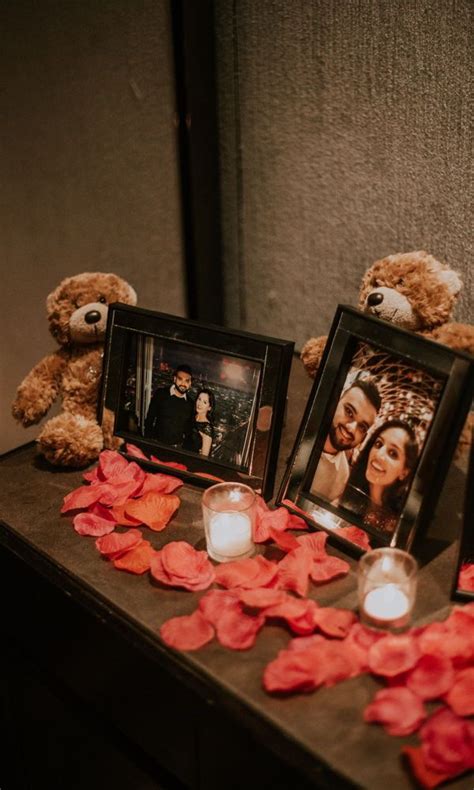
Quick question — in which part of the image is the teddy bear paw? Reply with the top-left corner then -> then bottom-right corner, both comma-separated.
37,413 -> 104,467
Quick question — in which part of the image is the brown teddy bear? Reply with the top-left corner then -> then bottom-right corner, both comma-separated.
301,251 -> 474,378
12,272 -> 137,467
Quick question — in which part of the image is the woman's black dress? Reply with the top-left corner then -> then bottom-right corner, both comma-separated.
183,419 -> 214,454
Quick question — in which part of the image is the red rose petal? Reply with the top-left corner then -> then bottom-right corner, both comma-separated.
342,623 -> 393,673
113,540 -> 156,574
368,633 -> 421,677
287,513 -> 309,531
125,443 -> 149,459
312,607 -> 357,639
97,478 -> 144,507
458,562 -> 474,591
150,541 -> 215,591
111,501 -> 143,526
297,532 -> 328,555
420,708 -> 474,776
263,647 -> 323,693
268,528 -> 300,553
310,555 -> 350,583
418,620 -> 474,667
61,484 -> 103,513
88,502 -> 117,522
238,588 -> 288,609
139,472 -> 184,496
214,555 -> 278,590
277,546 -> 313,597
402,746 -> 452,790
194,472 -> 225,483
336,526 -> 372,551
97,449 -> 130,480
160,610 -> 215,651
364,687 -> 426,736
125,492 -> 180,531
259,507 -> 290,533
150,455 -> 188,471
406,654 -> 455,701
215,607 -> 265,650
444,667 -> 474,716
95,528 -> 143,559
264,596 -> 319,635
73,512 -> 116,537
198,589 -> 241,626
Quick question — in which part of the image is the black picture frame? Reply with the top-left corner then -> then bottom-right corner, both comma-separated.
451,424 -> 474,602
98,304 -> 294,500
276,305 -> 474,556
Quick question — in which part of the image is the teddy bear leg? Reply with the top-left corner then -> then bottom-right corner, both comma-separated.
37,413 -> 104,467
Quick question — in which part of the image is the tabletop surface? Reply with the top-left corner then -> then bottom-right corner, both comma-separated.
0,356 -> 471,790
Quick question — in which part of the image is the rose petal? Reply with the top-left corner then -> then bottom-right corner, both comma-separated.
73,512 -> 116,537
61,484 -> 103,513
296,532 -> 328,555
194,472 -> 225,483
139,472 -> 184,496
458,562 -> 474,591
215,607 -> 265,650
125,443 -> 149,459
264,596 -> 319,635
342,623 -> 387,673
95,528 -> 143,559
125,492 -> 180,531
214,556 -> 278,590
420,708 -> 474,775
238,588 -> 288,609
368,633 -> 421,677
418,619 -> 474,667
337,526 -> 372,551
444,667 -> 474,716
310,555 -> 350,583
150,541 -> 215,591
268,528 -> 300,553
113,540 -> 156,574
88,502 -> 117,522
364,687 -> 426,736
263,648 -> 323,693
97,449 -> 130,480
402,746 -> 452,790
150,455 -> 188,471
287,513 -> 309,531
160,610 -> 215,651
312,607 -> 357,639
406,654 -> 455,701
198,589 -> 241,626
111,500 -> 143,526
276,546 -> 314,597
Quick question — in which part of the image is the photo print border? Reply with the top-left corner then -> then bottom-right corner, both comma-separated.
452,426 -> 474,601
99,304 -> 294,500
276,305 -> 474,556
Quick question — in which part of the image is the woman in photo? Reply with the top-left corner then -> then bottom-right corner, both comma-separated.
184,388 -> 215,457
341,419 -> 419,534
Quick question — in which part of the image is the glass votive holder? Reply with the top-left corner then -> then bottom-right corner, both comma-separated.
358,547 -> 418,631
202,482 -> 256,563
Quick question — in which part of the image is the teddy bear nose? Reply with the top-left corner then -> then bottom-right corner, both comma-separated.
84,310 -> 102,325
367,292 -> 384,307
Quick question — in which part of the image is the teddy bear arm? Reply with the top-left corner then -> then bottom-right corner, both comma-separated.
12,352 -> 67,426
300,336 -> 328,378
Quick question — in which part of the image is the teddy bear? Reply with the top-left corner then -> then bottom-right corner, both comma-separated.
301,251 -> 474,378
12,272 -> 137,467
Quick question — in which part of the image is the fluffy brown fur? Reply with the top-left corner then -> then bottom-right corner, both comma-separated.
301,251 -> 473,378
12,272 -> 137,467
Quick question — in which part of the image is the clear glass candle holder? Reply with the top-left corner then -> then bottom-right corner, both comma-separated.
358,547 -> 418,631
202,482 -> 256,563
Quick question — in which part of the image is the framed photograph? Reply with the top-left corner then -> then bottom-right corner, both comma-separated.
277,305 -> 474,555
98,304 -> 294,500
452,425 -> 474,601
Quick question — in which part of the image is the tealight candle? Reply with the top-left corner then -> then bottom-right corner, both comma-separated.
358,548 -> 418,630
202,482 -> 256,563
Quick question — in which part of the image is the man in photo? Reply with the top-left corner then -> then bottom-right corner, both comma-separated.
310,378 -> 381,502
144,364 -> 194,447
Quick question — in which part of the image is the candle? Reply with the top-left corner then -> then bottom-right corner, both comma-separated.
357,547 -> 417,631
363,584 -> 410,623
209,512 -> 253,558
202,482 -> 257,562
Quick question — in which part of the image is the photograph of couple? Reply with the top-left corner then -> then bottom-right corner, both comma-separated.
117,333 -> 262,470
307,341 -> 444,536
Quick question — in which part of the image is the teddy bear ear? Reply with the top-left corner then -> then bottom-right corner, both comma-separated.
125,283 -> 138,305
424,257 -> 463,297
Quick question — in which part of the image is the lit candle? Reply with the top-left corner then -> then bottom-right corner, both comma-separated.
209,512 -> 253,558
363,584 -> 410,623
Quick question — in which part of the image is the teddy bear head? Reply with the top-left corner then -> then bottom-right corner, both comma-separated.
46,272 -> 137,346
359,251 -> 462,331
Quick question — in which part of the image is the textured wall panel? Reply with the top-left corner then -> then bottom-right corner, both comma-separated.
216,0 -> 472,346
0,0 -> 185,453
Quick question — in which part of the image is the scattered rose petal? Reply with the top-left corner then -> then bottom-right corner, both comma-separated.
402,746 -> 452,790
97,478 -> 145,507
311,555 -> 350,583
238,588 -> 288,609
139,473 -> 183,496
368,633 -> 421,677
61,484 -> 103,513
458,562 -> 474,591
312,607 -> 357,639
406,654 -> 455,701
125,492 -> 180,531
276,546 -> 313,597
95,529 -> 143,559
88,502 -> 117,522
444,667 -> 474,716
264,596 -> 319,635
113,540 -> 156,574
287,513 -> 309,531
263,647 -> 323,694
420,707 -> 474,776
364,687 -> 426,736
198,589 -> 241,626
268,528 -> 300,553
297,532 -> 328,555
336,526 -> 372,551
150,541 -> 215,591
214,555 -> 278,590
194,472 -> 225,483
125,443 -> 149,459
97,449 -> 130,480
111,501 -> 143,526
215,607 -> 265,650
160,610 -> 215,651
418,620 -> 473,667
150,455 -> 188,471
73,512 -> 116,537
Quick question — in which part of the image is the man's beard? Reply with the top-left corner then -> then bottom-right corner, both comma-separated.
328,422 -> 354,452
175,385 -> 188,394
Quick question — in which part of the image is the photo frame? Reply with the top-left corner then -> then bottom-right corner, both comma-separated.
277,305 -> 474,555
451,425 -> 474,601
98,304 -> 294,500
